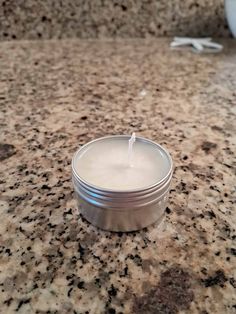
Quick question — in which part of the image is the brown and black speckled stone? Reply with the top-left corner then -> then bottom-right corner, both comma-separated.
0,0 -> 231,40
0,143 -> 16,161
133,267 -> 194,314
0,39 -> 235,313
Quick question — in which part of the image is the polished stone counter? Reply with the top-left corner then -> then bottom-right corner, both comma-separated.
0,39 -> 235,313
0,0 -> 229,40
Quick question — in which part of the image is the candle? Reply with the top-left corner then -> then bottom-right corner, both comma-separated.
72,135 -> 173,231
74,135 -> 170,191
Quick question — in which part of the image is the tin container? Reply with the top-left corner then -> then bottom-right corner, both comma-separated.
72,135 -> 173,232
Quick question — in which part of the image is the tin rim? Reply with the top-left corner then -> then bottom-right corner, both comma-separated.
72,135 -> 173,194
73,175 -> 171,210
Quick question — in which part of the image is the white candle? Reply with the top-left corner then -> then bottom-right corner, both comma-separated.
74,135 -> 171,191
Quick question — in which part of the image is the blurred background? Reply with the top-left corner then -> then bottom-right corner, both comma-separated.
0,0 -> 231,40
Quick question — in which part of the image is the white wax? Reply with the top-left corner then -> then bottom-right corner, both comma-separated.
75,137 -> 170,191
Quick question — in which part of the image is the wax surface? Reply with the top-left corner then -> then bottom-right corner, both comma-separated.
75,137 -> 171,191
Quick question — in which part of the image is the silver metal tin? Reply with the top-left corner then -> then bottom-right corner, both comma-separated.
72,135 -> 173,232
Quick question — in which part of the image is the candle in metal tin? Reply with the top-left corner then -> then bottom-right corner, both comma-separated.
72,134 -> 173,232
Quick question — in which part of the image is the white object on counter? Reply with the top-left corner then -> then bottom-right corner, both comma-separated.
170,37 -> 223,52
225,0 -> 236,38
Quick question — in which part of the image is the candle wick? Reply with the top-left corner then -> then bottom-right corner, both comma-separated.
128,132 -> 136,167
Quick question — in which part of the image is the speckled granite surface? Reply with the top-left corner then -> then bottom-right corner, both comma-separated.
0,0 -> 230,40
0,39 -> 236,314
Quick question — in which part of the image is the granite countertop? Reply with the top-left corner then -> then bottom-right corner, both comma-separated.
0,0 -> 230,40
0,39 -> 235,314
